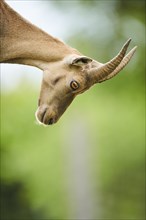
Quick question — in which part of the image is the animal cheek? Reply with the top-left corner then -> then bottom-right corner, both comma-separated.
59,95 -> 75,111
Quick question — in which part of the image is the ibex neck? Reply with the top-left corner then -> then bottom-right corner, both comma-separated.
0,1 -> 74,69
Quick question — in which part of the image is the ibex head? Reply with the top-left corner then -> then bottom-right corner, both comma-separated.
36,39 -> 137,125
0,1 -> 137,125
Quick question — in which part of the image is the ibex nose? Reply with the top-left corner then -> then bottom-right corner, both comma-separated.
35,105 -> 57,125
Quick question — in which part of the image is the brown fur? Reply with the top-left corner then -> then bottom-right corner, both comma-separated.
0,0 -> 136,125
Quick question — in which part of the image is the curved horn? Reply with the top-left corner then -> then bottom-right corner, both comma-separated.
89,38 -> 135,82
98,46 -> 137,83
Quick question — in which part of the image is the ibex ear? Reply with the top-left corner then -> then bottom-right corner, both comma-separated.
65,55 -> 92,66
71,56 -> 92,66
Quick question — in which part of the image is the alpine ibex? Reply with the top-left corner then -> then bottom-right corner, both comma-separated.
0,0 -> 137,125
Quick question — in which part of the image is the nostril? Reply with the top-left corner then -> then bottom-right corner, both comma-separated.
48,118 -> 54,125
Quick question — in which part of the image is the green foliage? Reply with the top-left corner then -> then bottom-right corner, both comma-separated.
1,77 -> 145,219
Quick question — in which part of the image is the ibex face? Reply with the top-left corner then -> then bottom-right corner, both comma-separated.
36,55 -> 93,125
36,39 -> 137,125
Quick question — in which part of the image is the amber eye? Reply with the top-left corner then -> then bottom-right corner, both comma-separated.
70,80 -> 79,90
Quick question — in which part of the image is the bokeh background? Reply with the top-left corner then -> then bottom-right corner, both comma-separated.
1,0 -> 145,219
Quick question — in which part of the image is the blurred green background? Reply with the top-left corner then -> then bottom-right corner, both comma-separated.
0,0 -> 145,219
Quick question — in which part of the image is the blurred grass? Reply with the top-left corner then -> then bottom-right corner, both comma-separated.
1,83 -> 68,218
1,72 -> 145,219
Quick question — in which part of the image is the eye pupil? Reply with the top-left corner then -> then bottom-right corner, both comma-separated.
70,80 -> 79,90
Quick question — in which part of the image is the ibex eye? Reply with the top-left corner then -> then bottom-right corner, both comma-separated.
70,80 -> 79,90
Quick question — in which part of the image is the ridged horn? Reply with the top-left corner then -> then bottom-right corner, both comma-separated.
90,38 -> 136,82
98,46 -> 137,83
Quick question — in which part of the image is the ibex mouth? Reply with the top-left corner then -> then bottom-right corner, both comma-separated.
35,106 -> 57,125
47,118 -> 55,125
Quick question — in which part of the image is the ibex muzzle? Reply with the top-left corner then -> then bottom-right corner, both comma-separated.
0,1 -> 137,125
36,39 -> 137,125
